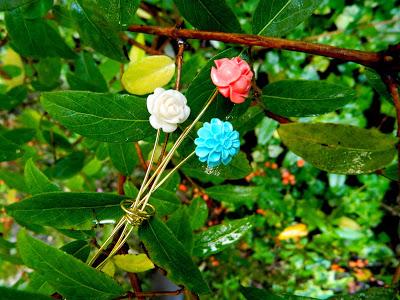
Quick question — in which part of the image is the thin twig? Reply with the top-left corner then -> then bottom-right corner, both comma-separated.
127,25 -> 399,71
135,142 -> 147,171
114,288 -> 184,299
123,35 -> 163,55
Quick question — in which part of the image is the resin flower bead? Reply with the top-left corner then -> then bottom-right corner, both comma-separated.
147,88 -> 190,133
210,57 -> 253,104
195,118 -> 240,168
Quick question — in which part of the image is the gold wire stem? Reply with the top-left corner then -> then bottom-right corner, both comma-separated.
96,223 -> 132,270
88,216 -> 126,266
133,129 -> 161,208
138,90 -> 219,211
136,151 -> 195,209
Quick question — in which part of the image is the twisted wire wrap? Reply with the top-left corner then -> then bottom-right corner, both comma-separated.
120,200 -> 155,227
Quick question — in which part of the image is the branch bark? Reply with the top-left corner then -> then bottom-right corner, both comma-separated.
127,25 -> 400,71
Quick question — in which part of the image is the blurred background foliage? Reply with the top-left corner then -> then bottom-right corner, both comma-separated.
0,0 -> 399,299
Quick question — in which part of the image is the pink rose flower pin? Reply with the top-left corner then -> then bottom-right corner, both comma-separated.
210,57 -> 253,104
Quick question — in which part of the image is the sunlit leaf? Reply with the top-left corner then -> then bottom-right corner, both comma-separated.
113,254 -> 155,273
122,55 -> 175,95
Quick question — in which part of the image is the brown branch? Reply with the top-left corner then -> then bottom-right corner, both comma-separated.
117,174 -> 127,195
114,288 -> 184,299
134,142 -> 147,171
127,25 -> 399,71
174,39 -> 185,90
128,273 -> 144,300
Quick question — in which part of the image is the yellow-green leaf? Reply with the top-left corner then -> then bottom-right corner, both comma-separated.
0,48 -> 24,90
278,223 -> 308,240
101,261 -> 116,277
122,55 -> 175,95
129,33 -> 146,63
113,254 -> 155,273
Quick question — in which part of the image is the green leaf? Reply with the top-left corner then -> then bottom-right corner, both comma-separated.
27,240 -> 91,295
193,217 -> 253,257
76,0 -> 139,30
365,68 -> 393,104
122,55 -> 175,96
5,8 -> 75,59
262,80 -> 355,117
7,192 -> 127,230
253,0 -> 318,36
0,169 -> 27,191
206,185 -> 263,208
60,240 -> 90,262
150,189 -> 181,217
382,164 -> 397,181
70,0 -> 127,62
328,288 -> 396,299
278,123 -> 397,174
173,0 -> 242,33
0,86 -> 27,110
67,52 -> 108,92
21,0 -> 53,18
113,253 -> 155,273
166,207 -> 194,253
232,105 -> 264,134
17,230 -> 124,300
139,217 -> 210,295
47,151 -> 85,179
0,286 -> 53,300
32,57 -> 61,91
182,152 -> 252,182
108,142 -> 138,175
25,158 -> 60,195
0,0 -> 38,11
2,128 -> 35,145
41,91 -> 154,143
0,135 -> 23,162
240,286 -> 318,299
257,117 -> 279,145
187,197 -> 208,230
124,181 -> 180,217
186,48 -> 239,122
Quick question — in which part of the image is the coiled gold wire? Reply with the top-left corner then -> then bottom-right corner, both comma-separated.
120,199 -> 155,227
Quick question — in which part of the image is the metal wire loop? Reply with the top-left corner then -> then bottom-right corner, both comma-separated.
120,200 -> 155,227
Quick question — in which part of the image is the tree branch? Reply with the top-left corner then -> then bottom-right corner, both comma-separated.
127,25 -> 399,71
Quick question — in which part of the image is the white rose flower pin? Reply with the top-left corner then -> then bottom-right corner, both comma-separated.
147,88 -> 191,133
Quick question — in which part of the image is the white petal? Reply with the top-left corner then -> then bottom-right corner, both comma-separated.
149,115 -> 162,130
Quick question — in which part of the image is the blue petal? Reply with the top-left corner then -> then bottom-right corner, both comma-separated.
229,131 -> 239,140
198,127 -> 211,138
229,147 -> 238,155
221,149 -> 229,160
207,160 -> 220,168
195,147 -> 210,158
232,141 -> 240,148
222,156 -> 232,165
194,137 -> 205,146
208,151 -> 221,162
206,138 -> 218,148
223,139 -> 232,148
223,121 -> 233,133
211,118 -> 223,126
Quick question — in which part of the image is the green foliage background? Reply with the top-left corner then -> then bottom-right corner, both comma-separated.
0,0 -> 399,299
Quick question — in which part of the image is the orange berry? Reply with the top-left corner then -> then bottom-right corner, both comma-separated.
271,163 -> 278,169
211,260 -> 220,267
297,160 -> 305,167
178,184 -> 188,192
256,208 -> 266,216
288,175 -> 295,181
202,194 -> 209,201
282,178 -> 289,185
264,162 -> 271,168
